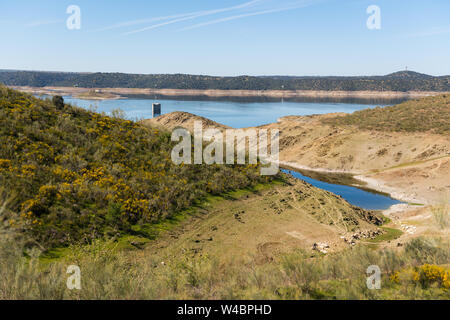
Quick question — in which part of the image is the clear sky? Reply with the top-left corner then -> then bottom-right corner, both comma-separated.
1,0 -> 449,76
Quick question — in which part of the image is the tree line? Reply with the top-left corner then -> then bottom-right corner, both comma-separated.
1,70 -> 449,92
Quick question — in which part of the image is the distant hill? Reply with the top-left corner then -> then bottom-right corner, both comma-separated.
385,71 -> 434,80
1,70 -> 450,92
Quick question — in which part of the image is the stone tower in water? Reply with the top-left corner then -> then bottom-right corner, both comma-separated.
152,103 -> 161,118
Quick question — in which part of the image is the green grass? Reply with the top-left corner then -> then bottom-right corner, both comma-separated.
367,227 -> 403,243
362,216 -> 403,249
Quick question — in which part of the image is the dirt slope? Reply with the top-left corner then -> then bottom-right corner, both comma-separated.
142,111 -> 230,131
261,114 -> 448,172
11,85 -> 450,101
145,178 -> 383,262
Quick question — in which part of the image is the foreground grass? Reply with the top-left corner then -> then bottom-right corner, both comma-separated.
1,232 -> 449,300
4,170 -> 447,300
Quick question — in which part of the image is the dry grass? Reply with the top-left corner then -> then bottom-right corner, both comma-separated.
432,201 -> 450,230
1,234 -> 449,300
322,94 -> 450,134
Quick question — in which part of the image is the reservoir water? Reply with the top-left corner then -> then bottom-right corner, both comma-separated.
64,96 -> 384,128
282,169 -> 402,210
63,95 -> 403,210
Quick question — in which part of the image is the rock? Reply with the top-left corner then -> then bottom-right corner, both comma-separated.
312,242 -> 330,254
130,241 -> 145,249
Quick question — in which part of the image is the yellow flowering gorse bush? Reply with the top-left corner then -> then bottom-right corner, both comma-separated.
0,86 -> 273,247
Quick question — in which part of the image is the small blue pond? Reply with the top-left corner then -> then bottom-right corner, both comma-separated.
282,169 -> 403,211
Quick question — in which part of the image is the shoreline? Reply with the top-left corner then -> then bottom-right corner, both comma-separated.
10,85 -> 450,101
278,161 -> 427,206
278,162 -> 429,220
353,175 -> 428,205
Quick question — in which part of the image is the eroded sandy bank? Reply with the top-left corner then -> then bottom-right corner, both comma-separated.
10,85 -> 450,100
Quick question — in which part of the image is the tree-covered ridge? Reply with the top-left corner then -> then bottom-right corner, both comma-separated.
1,70 -> 450,92
0,86 -> 272,247
322,94 -> 450,134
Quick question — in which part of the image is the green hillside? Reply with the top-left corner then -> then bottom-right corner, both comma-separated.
0,86 -> 272,248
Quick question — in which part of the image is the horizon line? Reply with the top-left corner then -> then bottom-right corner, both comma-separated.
1,68 -> 448,78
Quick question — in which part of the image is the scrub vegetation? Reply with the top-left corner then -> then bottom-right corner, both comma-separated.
0,86 -> 272,248
1,227 -> 448,299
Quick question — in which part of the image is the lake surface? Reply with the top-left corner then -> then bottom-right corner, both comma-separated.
63,96 -> 385,128
282,169 -> 403,210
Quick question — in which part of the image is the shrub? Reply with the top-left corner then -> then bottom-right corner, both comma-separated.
390,264 -> 450,290
0,86 -> 274,248
52,95 -> 64,110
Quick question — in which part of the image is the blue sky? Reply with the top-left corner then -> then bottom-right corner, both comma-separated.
1,0 -> 449,76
